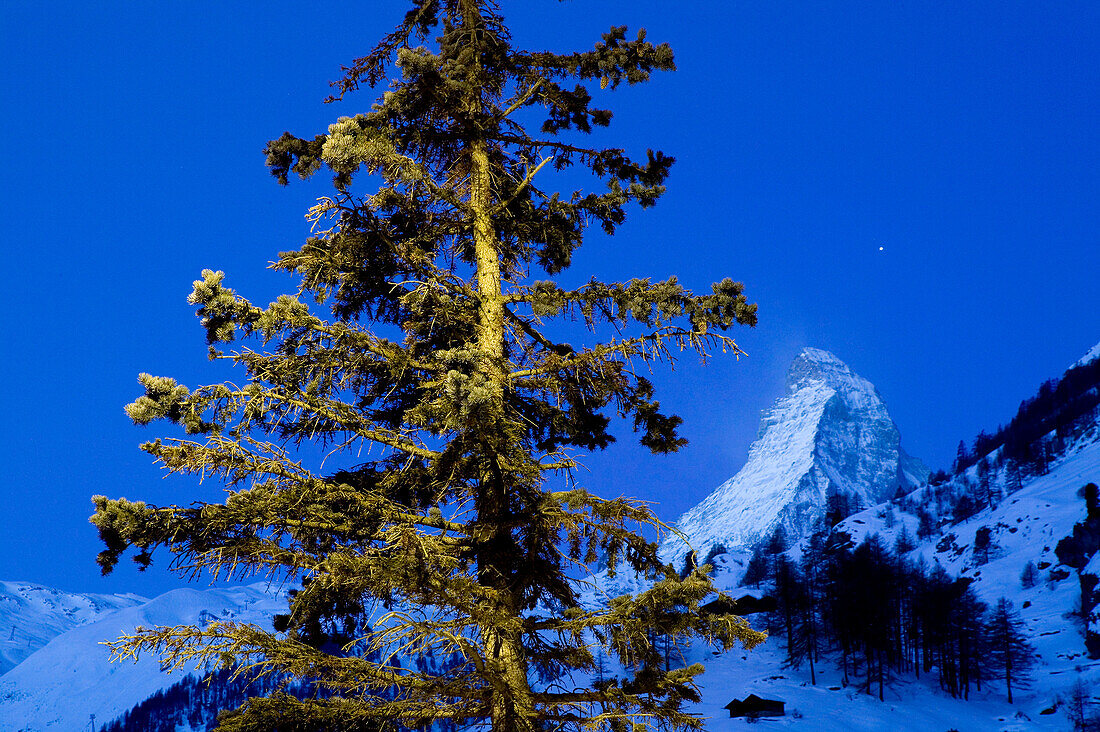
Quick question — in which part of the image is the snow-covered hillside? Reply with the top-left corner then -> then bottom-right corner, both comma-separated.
0,583 -> 288,731
677,436 -> 1100,730
0,582 -> 146,676
670,342 -> 1100,730
661,348 -> 927,563
1073,341 -> 1100,370
837,431 -> 1100,587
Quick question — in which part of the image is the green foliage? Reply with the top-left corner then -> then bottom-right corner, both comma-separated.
90,2 -> 761,730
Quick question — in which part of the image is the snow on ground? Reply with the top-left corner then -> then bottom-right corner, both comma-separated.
580,431 -> 1100,728
1071,341 -> 1100,370
0,583 -> 288,731
0,582 -> 146,676
686,638 -> 1067,732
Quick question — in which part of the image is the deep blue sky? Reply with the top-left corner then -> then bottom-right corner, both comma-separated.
2,1 -> 1098,597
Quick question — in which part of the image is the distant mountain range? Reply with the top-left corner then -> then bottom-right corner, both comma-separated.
0,584 -> 286,731
0,582 -> 145,677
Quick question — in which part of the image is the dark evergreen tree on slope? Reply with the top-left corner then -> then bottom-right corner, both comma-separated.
89,2 -> 762,730
791,533 -> 1002,701
985,597 -> 1035,704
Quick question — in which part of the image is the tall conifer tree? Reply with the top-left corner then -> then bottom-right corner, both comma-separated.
986,597 -> 1035,704
90,2 -> 762,730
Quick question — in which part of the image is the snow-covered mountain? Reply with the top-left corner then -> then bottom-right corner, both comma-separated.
661,347 -> 927,563
672,340 -> 1100,730
687,416 -> 1100,730
0,583 -> 288,731
583,411 -> 1096,730
0,582 -> 146,676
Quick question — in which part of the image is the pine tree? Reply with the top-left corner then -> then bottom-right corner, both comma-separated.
1066,677 -> 1099,732
916,507 -> 938,541
1081,482 -> 1100,520
978,458 -> 1000,511
741,548 -> 769,589
952,492 -> 979,524
893,525 -> 916,555
985,597 -> 1035,704
1005,457 -> 1024,494
1020,561 -> 1039,590
972,526 -> 994,566
824,490 -> 853,527
771,553 -> 803,668
954,440 -> 969,473
793,531 -> 827,686
89,3 -> 763,730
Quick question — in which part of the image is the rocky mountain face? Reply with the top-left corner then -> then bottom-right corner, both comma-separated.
662,347 -> 927,563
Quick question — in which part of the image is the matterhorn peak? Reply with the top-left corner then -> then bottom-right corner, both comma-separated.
661,348 -> 927,563
786,347 -> 864,390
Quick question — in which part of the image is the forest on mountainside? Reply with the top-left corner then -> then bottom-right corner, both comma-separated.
100,648 -> 464,732
739,527 -> 1035,704
953,357 -> 1100,476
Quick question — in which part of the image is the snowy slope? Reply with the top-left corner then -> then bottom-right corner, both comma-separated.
0,582 -> 146,676
661,348 -> 927,562
838,432 -> 1100,582
0,583 -> 288,731
1072,340 -> 1100,370
598,341 -> 1100,730
680,635 -> 1064,731
732,433 -> 1100,730
841,431 -> 1100,663
618,433 -> 1097,731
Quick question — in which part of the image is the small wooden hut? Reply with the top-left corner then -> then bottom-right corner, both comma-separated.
724,694 -> 785,718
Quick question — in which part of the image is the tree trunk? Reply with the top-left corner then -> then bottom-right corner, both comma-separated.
877,650 -> 884,702
471,135 -> 535,732
462,2 -> 534,724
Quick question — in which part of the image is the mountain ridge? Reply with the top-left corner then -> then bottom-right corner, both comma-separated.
0,581 -> 147,677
